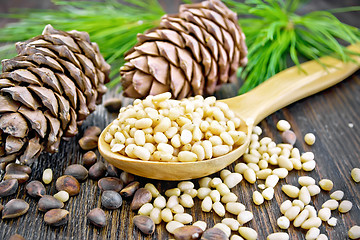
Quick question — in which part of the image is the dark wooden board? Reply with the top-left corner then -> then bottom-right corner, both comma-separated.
0,1 -> 360,240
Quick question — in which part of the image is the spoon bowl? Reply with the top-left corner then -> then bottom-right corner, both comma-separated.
99,44 -> 360,180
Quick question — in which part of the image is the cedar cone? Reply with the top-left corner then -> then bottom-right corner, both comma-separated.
0,25 -> 110,166
120,0 -> 247,99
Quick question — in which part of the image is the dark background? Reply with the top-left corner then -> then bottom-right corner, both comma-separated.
0,1 -> 359,240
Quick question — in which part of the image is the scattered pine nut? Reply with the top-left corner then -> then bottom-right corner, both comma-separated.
322,199 -> 339,210
267,232 -> 289,240
252,191 -> 264,205
277,120 -> 291,132
327,217 -> 337,227
330,190 -> 344,201
299,176 -> 316,186
192,221 -> 207,231
304,133 -> 316,145
42,168 -> 53,185
319,179 -> 333,191
351,168 -> 360,183
277,216 -> 290,229
305,227 -> 320,240
53,191 -> 69,203
238,227 -> 258,240
282,185 -> 300,198
338,200 -> 353,213
226,202 -> 246,215
237,211 -> 253,225
348,225 -> 360,239
318,208 -> 331,221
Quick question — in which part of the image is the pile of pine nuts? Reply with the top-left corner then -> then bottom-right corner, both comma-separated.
104,93 -> 247,162
130,119 -> 359,240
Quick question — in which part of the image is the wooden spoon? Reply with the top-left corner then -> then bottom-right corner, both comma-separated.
99,44 -> 360,180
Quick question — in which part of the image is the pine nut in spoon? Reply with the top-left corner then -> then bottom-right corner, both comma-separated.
99,44 -> 360,180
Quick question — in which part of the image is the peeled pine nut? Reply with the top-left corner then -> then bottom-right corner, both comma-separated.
307,185 -> 321,196
178,151 -> 197,162
237,211 -> 253,225
272,168 -> 288,179
301,152 -> 314,162
42,168 -> 53,184
235,163 -> 249,174
293,209 -> 310,227
348,225 -> 360,239
322,199 -> 339,210
214,223 -> 231,237
197,188 -> 211,199
213,201 -> 226,217
277,216 -> 290,229
351,168 -> 360,182
226,202 -> 246,215
160,208 -> 173,222
318,208 -> 331,221
299,176 -> 316,186
302,160 -> 316,171
53,191 -> 69,203
222,218 -> 240,231
253,191 -> 264,205
299,186 -> 311,205
327,217 -> 337,227
330,190 -> 344,201
150,207 -> 162,224
277,156 -> 293,171
221,192 -> 238,203
277,120 -> 291,131
210,190 -> 221,202
262,187 -> 275,200
305,205 -> 317,218
339,200 -> 353,213
210,177 -> 222,188
256,169 -> 272,180
267,232 -> 289,240
165,188 -> 181,197
179,194 -> 194,208
184,189 -> 197,198
316,234 -> 328,240
171,204 -> 184,214
238,227 -> 258,240
220,169 -> 232,180
201,196 -> 212,212
244,168 -> 256,184
173,213 -> 192,224
280,200 -> 293,214
166,196 -> 179,209
292,200 -> 305,210
138,203 -> 154,216
166,221 -> 184,234
282,185 -> 300,198
145,183 -> 160,198
265,175 -> 279,188
193,221 -> 207,231
177,181 -> 194,192
304,133 -> 316,145
305,227 -> 320,240
216,183 -> 231,196
199,177 -> 211,188
301,217 -> 322,229
285,206 -> 301,221
319,179 -> 333,191
231,235 -> 245,240
224,173 -> 243,188
153,196 -> 166,209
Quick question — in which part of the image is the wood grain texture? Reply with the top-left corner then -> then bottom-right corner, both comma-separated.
0,1 -> 360,240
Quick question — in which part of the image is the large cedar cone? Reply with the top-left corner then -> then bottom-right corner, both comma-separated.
0,25 -> 110,166
120,0 -> 247,99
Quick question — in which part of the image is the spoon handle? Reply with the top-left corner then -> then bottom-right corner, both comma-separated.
222,44 -> 360,125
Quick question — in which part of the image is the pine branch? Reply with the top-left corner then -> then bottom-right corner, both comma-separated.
224,0 -> 360,94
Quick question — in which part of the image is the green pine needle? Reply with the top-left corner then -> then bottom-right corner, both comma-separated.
0,0 -> 165,88
224,0 -> 360,94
